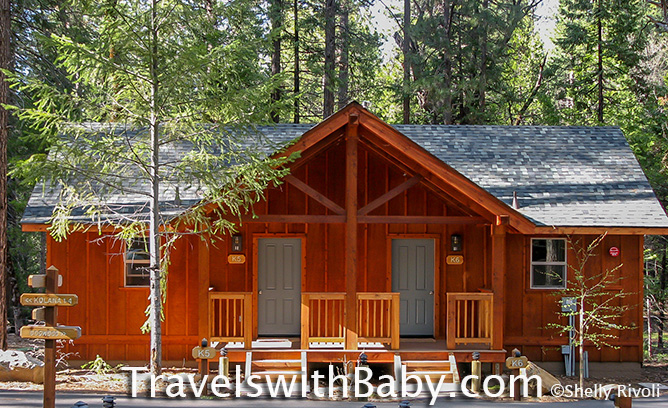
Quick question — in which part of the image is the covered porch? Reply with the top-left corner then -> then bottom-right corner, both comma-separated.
195,105 -> 517,366
207,290 -> 497,354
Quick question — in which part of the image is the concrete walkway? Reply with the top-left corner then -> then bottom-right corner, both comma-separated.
1,391 -> 667,408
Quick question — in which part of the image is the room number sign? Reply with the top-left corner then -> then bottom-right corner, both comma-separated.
446,255 -> 464,265
228,254 -> 246,264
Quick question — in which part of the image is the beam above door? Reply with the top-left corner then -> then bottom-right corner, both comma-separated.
242,214 -> 487,225
359,215 -> 488,224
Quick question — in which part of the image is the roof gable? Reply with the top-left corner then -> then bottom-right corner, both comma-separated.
275,103 -> 536,232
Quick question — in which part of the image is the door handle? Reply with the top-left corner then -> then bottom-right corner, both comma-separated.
259,290 -> 262,295
429,291 -> 434,295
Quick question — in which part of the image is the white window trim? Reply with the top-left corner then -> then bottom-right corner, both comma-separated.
124,241 -> 150,287
530,238 -> 567,289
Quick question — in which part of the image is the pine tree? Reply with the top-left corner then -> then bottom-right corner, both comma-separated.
0,0 -> 9,352
397,0 -> 542,124
550,0 -> 648,125
13,0 -> 296,375
283,0 -> 383,121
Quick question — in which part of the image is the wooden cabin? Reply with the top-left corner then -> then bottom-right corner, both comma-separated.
21,103 -> 668,373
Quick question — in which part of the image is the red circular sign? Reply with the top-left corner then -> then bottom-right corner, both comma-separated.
609,247 -> 620,257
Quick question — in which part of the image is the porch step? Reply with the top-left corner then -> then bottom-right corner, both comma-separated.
249,351 -> 303,360
252,359 -> 302,369
403,360 -> 454,365
243,351 -> 310,392
403,360 -> 454,373
251,370 -> 306,382
394,353 -> 460,396
405,370 -> 454,376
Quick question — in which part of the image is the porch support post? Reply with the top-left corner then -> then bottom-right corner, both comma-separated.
344,112 -> 359,350
491,221 -> 507,350
198,236 -> 210,342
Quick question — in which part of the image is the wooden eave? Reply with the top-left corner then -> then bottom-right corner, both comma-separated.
25,220 -> 668,236
21,223 -> 120,233
22,223 -> 48,232
532,226 -> 668,235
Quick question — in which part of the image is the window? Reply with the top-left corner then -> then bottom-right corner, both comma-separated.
530,238 -> 567,289
125,239 -> 150,287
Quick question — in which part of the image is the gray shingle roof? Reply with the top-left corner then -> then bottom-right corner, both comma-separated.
395,125 -> 668,228
22,123 -> 668,229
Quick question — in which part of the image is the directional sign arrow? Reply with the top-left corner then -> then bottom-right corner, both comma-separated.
20,325 -> 82,340
32,307 -> 46,322
20,294 -> 78,307
27,274 -> 63,289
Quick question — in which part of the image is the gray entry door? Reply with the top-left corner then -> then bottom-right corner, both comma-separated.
258,238 -> 302,336
391,239 -> 435,336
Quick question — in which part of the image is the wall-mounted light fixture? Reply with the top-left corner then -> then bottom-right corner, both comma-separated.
232,234 -> 243,252
451,234 -> 462,252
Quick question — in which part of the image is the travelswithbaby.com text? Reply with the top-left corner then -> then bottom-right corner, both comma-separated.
124,365 -> 545,404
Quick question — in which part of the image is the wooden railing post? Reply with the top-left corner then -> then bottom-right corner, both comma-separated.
208,292 -> 215,342
391,293 -> 400,350
301,293 -> 310,350
491,223 -> 506,350
243,293 -> 253,349
446,293 -> 456,349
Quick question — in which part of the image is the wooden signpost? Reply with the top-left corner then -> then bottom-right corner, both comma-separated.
506,349 -> 528,401
193,339 -> 218,396
191,346 -> 217,360
505,356 -> 528,370
20,266 -> 81,408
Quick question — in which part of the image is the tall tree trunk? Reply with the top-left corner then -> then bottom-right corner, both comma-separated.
293,0 -> 300,123
443,0 -> 452,124
513,54 -> 547,125
659,239 -> 667,349
597,0 -> 604,123
270,0 -> 283,123
456,23 -> 468,123
478,0 -> 488,120
323,0 -> 335,118
0,0 -> 10,351
579,298 -> 585,389
337,0 -> 349,110
8,256 -> 20,332
40,232 -> 46,274
402,0 -> 411,123
647,297 -> 652,358
149,0 -> 162,376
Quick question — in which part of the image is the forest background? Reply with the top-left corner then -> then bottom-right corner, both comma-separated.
2,0 -> 668,362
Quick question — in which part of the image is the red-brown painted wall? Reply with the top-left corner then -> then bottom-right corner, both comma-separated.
47,139 -> 644,364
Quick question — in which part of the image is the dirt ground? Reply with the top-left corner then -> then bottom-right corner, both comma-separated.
1,333 -> 667,401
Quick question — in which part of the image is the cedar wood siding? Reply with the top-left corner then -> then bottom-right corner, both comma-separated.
46,135 -> 645,363
504,234 -> 643,363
